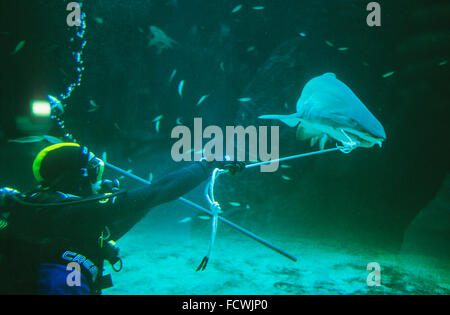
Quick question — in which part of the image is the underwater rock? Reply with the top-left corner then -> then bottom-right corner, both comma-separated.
400,175 -> 450,262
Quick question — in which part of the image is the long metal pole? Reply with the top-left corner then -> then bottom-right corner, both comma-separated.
245,147 -> 342,169
104,162 -> 297,262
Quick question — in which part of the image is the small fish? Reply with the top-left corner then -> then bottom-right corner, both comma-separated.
176,117 -> 182,125
114,122 -> 122,131
284,102 -> 288,109
363,61 -> 369,67
382,71 -> 395,78
8,136 -> 43,144
178,217 -> 192,223
438,60 -> 448,66
196,94 -> 209,106
11,40 -> 26,55
178,80 -> 184,97
152,115 -> 163,122
252,6 -> 265,10
238,97 -> 252,102
338,47 -> 349,51
155,120 -> 161,133
220,61 -> 225,72
94,17 -> 103,24
325,41 -> 334,47
232,4 -> 243,13
88,99 -> 99,112
43,135 -> 63,144
246,204 -> 251,209
169,69 -> 177,83
138,27 -> 144,33
280,164 -> 292,168
299,32 -> 307,37
148,172 -> 153,183
281,175 -> 292,181
198,216 -> 210,220
229,202 -> 241,207
246,46 -> 256,52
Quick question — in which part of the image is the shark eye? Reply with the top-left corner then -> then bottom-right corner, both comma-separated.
349,118 -> 359,127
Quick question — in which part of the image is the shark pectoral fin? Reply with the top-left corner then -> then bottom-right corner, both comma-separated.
258,114 -> 301,127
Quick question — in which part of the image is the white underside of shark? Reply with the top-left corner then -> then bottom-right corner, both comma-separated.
259,73 -> 386,150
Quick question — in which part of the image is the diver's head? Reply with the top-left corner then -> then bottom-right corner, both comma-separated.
32,143 -> 105,197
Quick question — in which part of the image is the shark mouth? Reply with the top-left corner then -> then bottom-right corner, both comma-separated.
339,128 -> 384,148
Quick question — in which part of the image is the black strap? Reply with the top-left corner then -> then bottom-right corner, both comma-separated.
12,190 -> 126,207
92,258 -> 114,294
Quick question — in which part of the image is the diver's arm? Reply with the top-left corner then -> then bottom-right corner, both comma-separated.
101,162 -> 211,239
124,161 -> 211,207
113,159 -> 244,215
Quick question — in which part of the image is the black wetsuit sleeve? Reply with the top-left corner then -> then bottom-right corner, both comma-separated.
106,162 -> 211,239
123,162 -> 210,209
106,162 -> 211,238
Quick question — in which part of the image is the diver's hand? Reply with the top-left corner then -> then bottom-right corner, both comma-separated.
0,187 -> 21,207
202,156 -> 246,175
215,160 -> 246,175
98,179 -> 120,194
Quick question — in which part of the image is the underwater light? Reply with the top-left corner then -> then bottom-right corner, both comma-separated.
31,100 -> 51,117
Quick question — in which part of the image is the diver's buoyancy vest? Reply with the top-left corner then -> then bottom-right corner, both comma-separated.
3,190 -> 120,294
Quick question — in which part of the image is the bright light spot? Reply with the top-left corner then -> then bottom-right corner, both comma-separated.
31,100 -> 51,117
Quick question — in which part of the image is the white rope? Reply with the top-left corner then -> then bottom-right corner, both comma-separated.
197,168 -> 225,271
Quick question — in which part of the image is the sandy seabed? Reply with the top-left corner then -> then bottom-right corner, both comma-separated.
103,211 -> 449,295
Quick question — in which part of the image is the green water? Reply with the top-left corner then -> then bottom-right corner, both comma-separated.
1,0 -> 448,295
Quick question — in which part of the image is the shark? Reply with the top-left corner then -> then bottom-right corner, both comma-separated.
148,25 -> 178,54
259,73 -> 386,150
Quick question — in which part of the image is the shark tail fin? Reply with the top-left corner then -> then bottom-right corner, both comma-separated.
258,114 -> 301,127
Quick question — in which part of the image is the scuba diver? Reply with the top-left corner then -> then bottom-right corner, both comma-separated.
0,142 -> 244,295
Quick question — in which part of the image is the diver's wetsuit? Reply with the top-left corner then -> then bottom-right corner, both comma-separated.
0,162 -> 211,294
